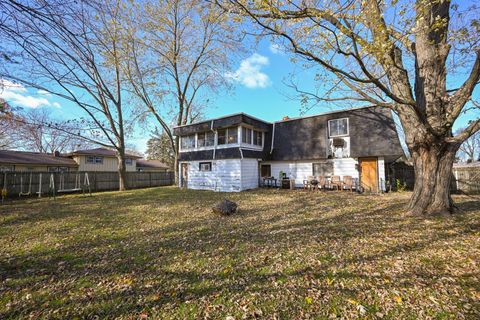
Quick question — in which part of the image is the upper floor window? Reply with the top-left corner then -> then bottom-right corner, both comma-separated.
125,158 -> 133,166
198,131 -> 214,147
181,134 -> 196,149
253,130 -> 263,146
218,127 -> 238,145
328,118 -> 349,137
86,156 -> 103,164
242,127 -> 252,144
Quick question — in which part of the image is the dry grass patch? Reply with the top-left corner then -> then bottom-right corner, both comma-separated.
0,187 -> 479,319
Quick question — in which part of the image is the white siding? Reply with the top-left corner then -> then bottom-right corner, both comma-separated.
378,157 -> 386,191
333,158 -> 359,178
241,159 -> 259,190
181,159 -> 242,192
263,158 -> 360,188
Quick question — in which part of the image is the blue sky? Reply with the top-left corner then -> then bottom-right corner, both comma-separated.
1,32 -> 478,154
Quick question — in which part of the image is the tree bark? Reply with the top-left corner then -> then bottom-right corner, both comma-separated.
117,149 -> 127,191
406,141 -> 459,216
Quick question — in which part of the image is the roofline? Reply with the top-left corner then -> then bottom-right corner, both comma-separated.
173,105 -> 380,129
173,112 -> 272,129
273,105 -> 378,124
69,151 -> 142,159
0,161 -> 78,166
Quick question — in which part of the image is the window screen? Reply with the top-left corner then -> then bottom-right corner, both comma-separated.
328,118 -> 349,137
312,162 -> 334,176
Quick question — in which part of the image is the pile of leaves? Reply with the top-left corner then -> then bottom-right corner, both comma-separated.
0,187 -> 479,319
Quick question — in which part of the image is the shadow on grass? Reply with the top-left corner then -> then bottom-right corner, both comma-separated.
1,188 -> 479,318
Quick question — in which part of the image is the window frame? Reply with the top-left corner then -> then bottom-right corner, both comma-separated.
197,131 -> 214,147
125,158 -> 133,166
86,155 -> 103,164
218,127 -> 238,145
242,127 -> 252,144
181,134 -> 196,150
312,161 -> 334,177
199,162 -> 212,172
253,130 -> 263,146
328,118 -> 349,137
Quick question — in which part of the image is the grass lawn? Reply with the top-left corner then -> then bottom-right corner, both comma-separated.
0,187 -> 479,319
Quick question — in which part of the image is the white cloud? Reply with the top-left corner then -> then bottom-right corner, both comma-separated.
269,43 -> 283,55
0,79 -> 53,108
225,53 -> 271,89
52,102 -> 61,108
37,89 -> 51,96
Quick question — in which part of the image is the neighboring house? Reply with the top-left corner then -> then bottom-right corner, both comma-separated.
68,148 -> 141,172
136,159 -> 170,172
0,150 -> 78,172
172,106 -> 404,192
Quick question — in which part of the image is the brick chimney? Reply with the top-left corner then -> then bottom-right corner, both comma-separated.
282,116 -> 290,121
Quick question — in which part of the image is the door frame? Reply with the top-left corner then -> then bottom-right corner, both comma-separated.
180,162 -> 188,188
359,157 -> 378,192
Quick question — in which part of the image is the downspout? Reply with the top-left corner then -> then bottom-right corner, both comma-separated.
239,148 -> 244,159
211,120 -> 216,160
270,122 -> 276,154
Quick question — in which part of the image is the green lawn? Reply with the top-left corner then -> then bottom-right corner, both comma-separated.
0,187 -> 479,319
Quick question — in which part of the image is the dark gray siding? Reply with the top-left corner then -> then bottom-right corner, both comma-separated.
178,148 -> 264,161
270,106 -> 403,161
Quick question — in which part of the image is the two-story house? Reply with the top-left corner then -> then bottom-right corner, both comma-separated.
172,106 -> 404,192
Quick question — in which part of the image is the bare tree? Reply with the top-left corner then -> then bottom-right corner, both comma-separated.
10,108 -> 92,153
0,98 -> 15,148
221,0 -> 480,216
456,129 -> 479,162
122,0 -> 238,182
0,0 -> 133,190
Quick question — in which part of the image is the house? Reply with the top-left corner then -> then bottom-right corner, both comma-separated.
0,150 -> 78,172
0,148 -> 146,173
136,159 -> 170,172
172,106 -> 404,192
67,148 -> 142,172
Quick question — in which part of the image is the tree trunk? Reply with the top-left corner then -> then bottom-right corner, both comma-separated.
117,150 -> 127,191
174,136 -> 180,186
407,143 -> 458,216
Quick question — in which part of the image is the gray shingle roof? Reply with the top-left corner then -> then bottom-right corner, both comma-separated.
0,150 -> 78,166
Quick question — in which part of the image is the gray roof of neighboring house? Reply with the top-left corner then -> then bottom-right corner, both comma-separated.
0,150 -> 78,166
136,159 -> 170,169
69,147 -> 142,159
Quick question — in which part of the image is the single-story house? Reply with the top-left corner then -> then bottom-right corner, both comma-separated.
172,106 -> 404,192
136,159 -> 170,172
0,148 -> 159,173
67,148 -> 142,172
0,150 -> 78,172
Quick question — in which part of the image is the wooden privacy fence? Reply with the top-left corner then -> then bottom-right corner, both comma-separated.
453,167 -> 480,194
1,171 -> 174,198
391,163 -> 480,194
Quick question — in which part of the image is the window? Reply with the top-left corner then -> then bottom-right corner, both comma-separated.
261,164 -> 271,177
197,131 -> 214,147
227,127 -> 238,144
313,162 -> 334,176
217,127 -> 238,145
242,127 -> 252,144
125,158 -> 133,166
217,129 -> 227,145
328,118 -> 349,137
86,156 -> 103,164
199,162 -> 212,171
181,134 -> 196,149
253,130 -> 263,146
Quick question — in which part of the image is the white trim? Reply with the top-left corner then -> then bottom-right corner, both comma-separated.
328,118 -> 349,137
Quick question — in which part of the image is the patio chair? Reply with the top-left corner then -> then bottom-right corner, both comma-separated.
343,175 -> 354,192
331,175 -> 342,191
304,176 -> 314,191
316,176 -> 327,190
